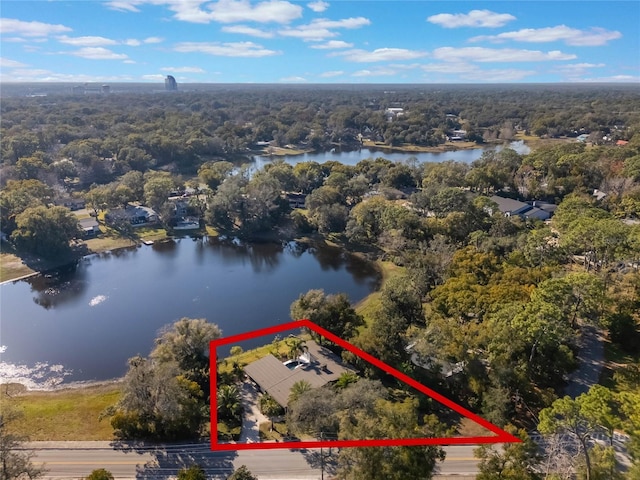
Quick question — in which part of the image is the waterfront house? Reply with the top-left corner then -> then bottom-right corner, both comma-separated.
105,204 -> 158,227
244,340 -> 355,408
78,217 -> 100,237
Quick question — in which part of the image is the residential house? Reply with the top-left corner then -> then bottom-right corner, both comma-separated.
284,192 -> 307,209
105,204 -> 158,226
78,217 -> 100,237
489,195 -> 556,221
58,197 -> 86,211
244,340 -> 356,408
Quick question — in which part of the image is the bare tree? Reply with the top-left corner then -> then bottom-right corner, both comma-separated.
0,406 -> 47,480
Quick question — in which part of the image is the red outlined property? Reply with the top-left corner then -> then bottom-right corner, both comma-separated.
210,319 -> 520,451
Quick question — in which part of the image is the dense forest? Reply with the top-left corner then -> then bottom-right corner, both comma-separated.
2,84 -> 640,479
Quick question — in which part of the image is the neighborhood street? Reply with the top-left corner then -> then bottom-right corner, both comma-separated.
27,441 -> 481,479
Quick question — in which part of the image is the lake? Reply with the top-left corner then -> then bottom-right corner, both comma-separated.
251,141 -> 530,170
0,238 -> 380,388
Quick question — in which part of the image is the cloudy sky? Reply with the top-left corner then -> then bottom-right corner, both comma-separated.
1,0 -> 638,83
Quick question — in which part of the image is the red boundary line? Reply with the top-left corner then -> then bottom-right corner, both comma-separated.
210,319 -> 520,450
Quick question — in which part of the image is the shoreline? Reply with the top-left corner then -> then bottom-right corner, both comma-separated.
1,378 -> 124,394
3,237 -> 386,394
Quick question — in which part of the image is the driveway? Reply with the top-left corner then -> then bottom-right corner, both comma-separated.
565,324 -> 605,398
238,381 -> 270,443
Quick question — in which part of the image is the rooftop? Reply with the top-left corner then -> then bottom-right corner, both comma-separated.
243,340 -> 355,407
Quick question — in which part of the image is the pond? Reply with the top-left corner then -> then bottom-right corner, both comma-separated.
251,140 -> 530,170
0,238 -> 380,388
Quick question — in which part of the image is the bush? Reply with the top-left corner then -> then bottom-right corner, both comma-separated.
86,469 -> 114,480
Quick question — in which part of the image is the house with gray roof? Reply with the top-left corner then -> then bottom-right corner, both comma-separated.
489,195 -> 556,221
244,340 -> 355,408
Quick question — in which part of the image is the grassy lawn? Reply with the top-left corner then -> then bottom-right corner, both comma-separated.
85,235 -> 137,252
135,226 -> 170,242
355,260 -> 405,326
0,252 -> 36,283
218,336 -> 310,376
217,422 -> 242,441
259,420 -> 288,441
6,383 -> 121,440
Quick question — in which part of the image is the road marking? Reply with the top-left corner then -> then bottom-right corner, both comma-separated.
34,461 -> 151,465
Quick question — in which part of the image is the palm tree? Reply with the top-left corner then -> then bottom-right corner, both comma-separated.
217,385 -> 241,422
288,380 -> 312,405
286,336 -> 306,360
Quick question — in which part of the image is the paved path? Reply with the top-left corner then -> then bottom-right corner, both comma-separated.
238,381 -> 271,444
565,324 -> 605,398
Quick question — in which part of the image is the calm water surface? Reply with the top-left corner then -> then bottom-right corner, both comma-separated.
0,238 -> 379,388
251,141 -> 530,169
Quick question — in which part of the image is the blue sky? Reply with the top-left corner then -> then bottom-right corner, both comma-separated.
1,0 -> 638,83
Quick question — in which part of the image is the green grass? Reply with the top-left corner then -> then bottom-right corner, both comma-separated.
7,383 -> 122,440
355,260 -> 404,326
259,421 -> 288,441
136,226 -> 169,242
217,422 -> 242,441
0,252 -> 36,282
218,336 -> 311,375
85,235 -> 137,252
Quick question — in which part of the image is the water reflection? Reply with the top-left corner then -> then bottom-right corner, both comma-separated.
202,236 -> 284,274
0,238 -> 380,383
26,261 -> 88,310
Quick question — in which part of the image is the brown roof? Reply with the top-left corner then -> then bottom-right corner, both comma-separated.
244,340 -> 354,407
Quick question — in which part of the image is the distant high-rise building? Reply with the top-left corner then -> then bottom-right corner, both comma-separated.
101,85 -> 111,94
165,75 -> 178,91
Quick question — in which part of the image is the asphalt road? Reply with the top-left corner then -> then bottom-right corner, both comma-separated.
28,441 -> 480,479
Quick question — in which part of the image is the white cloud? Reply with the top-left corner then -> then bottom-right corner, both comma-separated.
579,74 -> 640,83
470,25 -> 622,46
432,46 -> 576,62
279,16 -> 370,41
279,75 -> 307,82
0,57 -> 27,68
319,70 -> 343,77
458,68 -> 536,82
142,74 -> 166,80
421,62 -> 477,74
310,40 -> 353,49
352,67 -> 397,77
56,35 -> 163,47
124,59 -> 137,64
104,0 -> 145,12
184,0 -> 302,24
161,66 -> 206,73
334,48 -> 427,63
0,70 -> 136,82
70,47 -> 130,60
105,0 -> 302,24
174,41 -> 280,57
0,18 -> 72,37
555,63 -> 606,81
222,25 -> 275,38
2,37 -> 27,42
10,68 -> 53,76
57,35 -> 118,47
427,10 -> 515,28
307,1 -> 329,12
